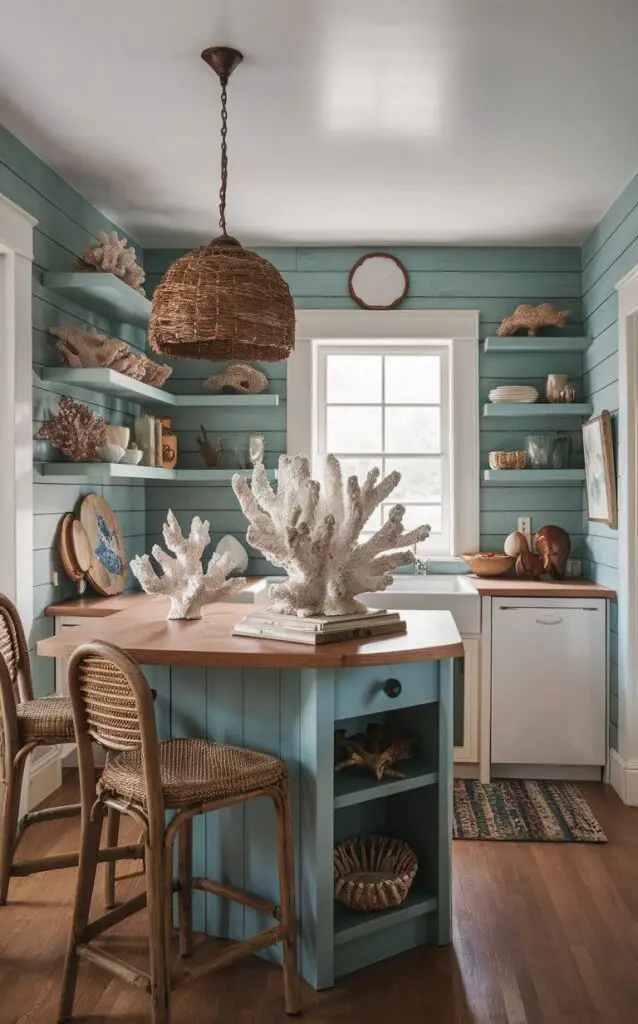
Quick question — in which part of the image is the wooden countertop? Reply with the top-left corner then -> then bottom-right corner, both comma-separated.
37,602 -> 463,669
45,581 -> 264,618
467,577 -> 616,598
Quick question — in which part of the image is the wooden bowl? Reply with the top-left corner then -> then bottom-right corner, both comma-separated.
461,552 -> 516,577
334,835 -> 418,912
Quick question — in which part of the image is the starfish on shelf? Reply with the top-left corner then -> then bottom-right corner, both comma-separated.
334,724 -> 416,781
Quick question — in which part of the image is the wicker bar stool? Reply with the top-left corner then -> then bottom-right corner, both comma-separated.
59,641 -> 300,1023
0,594 -> 122,907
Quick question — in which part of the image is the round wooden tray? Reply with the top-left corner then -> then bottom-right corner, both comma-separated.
79,494 -> 128,596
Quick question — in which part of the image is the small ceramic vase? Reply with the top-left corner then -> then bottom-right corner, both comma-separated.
161,418 -> 178,469
546,373 -> 570,403
559,384 -> 576,403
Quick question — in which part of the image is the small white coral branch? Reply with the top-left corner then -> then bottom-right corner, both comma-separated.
76,229 -> 146,294
130,510 -> 247,620
232,455 -> 431,617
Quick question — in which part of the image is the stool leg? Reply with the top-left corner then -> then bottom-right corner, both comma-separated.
273,784 -> 301,1015
58,806 -> 104,1023
103,807 -> 120,909
0,755 -> 26,906
178,818 -> 193,957
146,841 -> 171,1024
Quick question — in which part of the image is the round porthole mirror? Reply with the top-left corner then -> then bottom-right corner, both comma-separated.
348,253 -> 410,310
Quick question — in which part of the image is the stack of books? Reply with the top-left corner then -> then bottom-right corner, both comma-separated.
233,608 -> 406,645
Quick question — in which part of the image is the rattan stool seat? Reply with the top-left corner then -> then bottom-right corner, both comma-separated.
99,737 -> 287,810
16,696 -> 76,744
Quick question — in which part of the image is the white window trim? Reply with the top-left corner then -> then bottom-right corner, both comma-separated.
288,309 -> 480,558
0,194 -> 36,627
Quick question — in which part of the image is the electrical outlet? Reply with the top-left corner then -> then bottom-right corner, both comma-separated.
51,571 -> 59,587
517,517 -> 532,546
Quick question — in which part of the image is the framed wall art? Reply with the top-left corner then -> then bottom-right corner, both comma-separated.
582,410 -> 617,528
348,252 -> 409,310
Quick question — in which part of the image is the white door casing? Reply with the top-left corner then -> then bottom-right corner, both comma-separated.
0,194 -> 36,627
615,264 -> 638,802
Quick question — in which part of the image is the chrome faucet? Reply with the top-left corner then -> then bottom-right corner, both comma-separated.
414,556 -> 428,576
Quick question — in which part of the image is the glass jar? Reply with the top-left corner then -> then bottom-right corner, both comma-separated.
525,434 -> 552,468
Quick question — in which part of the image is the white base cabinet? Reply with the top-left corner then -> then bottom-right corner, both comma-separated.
490,598 -> 607,767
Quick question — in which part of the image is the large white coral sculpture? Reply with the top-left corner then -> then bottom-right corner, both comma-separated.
130,511 -> 247,620
232,455 -> 431,617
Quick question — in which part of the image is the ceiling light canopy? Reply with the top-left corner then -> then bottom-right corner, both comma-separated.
148,46 -> 295,363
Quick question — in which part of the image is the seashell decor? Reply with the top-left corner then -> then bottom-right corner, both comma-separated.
497,302 -> 571,337
130,510 -> 247,620
232,454 -> 431,617
51,325 -> 172,388
34,396 -> 107,462
203,363 -> 268,394
75,229 -> 146,294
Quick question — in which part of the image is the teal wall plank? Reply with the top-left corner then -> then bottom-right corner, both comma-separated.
147,245 -> 583,568
1,123 -> 144,692
580,170 -> 638,750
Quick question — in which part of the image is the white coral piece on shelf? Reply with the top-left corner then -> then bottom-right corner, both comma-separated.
232,454 -> 431,617
130,510 -> 247,620
76,229 -> 146,294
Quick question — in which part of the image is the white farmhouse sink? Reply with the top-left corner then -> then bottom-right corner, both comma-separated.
251,574 -> 480,635
359,574 -> 480,634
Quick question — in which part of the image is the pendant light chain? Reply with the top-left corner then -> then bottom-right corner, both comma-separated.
218,74 -> 229,236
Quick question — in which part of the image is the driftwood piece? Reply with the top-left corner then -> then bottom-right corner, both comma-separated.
75,230 -> 146,294
232,454 -> 431,617
34,397 -> 107,462
334,724 -> 416,780
51,326 -> 172,388
203,364 -> 268,394
197,426 -> 224,467
497,303 -> 571,337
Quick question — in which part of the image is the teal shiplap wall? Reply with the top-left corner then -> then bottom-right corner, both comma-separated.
145,247 -> 584,571
581,170 -> 638,751
0,125 -> 146,696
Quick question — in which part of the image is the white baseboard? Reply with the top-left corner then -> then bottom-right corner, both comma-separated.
609,748 -> 638,805
18,745 -> 62,816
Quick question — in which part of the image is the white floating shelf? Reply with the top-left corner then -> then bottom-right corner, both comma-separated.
40,368 -> 279,408
483,469 -> 585,486
35,463 -> 275,484
483,336 -> 590,353
43,272 -> 151,327
483,402 -> 592,418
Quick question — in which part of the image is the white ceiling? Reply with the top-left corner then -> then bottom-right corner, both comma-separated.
2,0 -> 638,248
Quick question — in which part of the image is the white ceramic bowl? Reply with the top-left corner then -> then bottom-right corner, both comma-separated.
105,425 -> 131,448
119,448 -> 144,466
96,444 -> 126,464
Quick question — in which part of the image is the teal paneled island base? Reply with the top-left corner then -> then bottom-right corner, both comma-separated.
40,597 -> 462,990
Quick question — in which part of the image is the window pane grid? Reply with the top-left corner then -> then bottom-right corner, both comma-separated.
317,347 -> 450,555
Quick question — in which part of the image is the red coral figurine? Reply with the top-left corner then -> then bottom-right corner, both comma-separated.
34,397 -> 108,462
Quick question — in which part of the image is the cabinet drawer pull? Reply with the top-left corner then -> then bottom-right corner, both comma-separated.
535,616 -> 564,625
383,678 -> 402,699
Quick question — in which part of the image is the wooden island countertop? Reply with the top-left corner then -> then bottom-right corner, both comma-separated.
37,600 -> 463,670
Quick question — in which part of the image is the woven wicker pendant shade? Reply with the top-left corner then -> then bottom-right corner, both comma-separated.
148,46 -> 295,363
148,235 -> 295,361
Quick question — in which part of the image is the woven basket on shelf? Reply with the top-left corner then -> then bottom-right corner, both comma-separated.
488,450 -> 526,470
148,236 -> 295,362
334,835 -> 418,912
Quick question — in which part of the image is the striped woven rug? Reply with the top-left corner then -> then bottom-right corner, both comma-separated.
453,779 -> 607,842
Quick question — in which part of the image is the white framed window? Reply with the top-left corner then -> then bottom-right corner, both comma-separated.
288,309 -> 480,560
315,342 -> 450,555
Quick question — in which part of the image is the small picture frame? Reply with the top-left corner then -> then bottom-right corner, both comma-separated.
582,410 -> 617,528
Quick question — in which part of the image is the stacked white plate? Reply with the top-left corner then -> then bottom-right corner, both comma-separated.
488,385 -> 539,404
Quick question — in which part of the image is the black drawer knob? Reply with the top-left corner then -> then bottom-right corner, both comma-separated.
383,678 -> 402,699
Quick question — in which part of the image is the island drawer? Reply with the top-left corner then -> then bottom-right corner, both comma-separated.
334,661 -> 439,721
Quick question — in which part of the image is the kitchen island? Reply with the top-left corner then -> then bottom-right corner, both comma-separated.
39,599 -> 463,989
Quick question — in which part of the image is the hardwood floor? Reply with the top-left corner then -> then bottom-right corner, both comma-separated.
1,777 -> 637,1023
